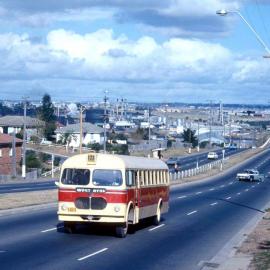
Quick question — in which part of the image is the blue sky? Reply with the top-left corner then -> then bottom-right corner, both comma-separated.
0,0 -> 270,104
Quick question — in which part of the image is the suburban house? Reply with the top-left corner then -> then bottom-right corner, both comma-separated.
0,134 -> 23,175
55,123 -> 104,148
0,116 -> 45,140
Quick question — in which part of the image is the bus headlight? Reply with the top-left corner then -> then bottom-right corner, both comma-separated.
61,204 -> 68,211
114,206 -> 121,212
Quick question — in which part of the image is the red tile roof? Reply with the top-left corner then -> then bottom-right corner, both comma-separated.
0,133 -> 23,144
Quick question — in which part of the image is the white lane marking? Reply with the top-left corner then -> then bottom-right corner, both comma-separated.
209,188 -> 215,191
210,202 -> 218,206
251,185 -> 255,188
178,195 -> 187,199
226,197 -> 231,200
149,224 -> 165,231
196,192 -> 202,195
237,192 -> 241,195
78,248 -> 108,261
245,189 -> 249,192
220,185 -> 225,188
41,227 -> 59,233
187,210 -> 197,216
229,182 -> 233,184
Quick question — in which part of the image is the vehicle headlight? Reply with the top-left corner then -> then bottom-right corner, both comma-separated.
114,206 -> 121,212
61,204 -> 68,211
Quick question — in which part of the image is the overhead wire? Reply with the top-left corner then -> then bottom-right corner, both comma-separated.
255,0 -> 270,46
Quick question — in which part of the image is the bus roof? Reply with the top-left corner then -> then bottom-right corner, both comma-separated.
62,153 -> 168,170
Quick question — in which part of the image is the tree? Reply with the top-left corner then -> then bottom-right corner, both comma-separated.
26,151 -> 41,169
37,94 -> 56,140
182,128 -> 198,148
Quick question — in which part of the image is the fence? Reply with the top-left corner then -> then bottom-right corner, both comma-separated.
170,159 -> 227,182
41,166 -> 61,177
0,169 -> 41,183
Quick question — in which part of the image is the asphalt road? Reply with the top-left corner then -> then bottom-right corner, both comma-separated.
0,180 -> 56,194
167,148 -> 246,171
0,148 -> 244,194
1,149 -> 270,270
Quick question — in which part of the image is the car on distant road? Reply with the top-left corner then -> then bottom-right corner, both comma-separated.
207,152 -> 218,159
40,138 -> 52,145
166,157 -> 179,165
236,169 -> 263,181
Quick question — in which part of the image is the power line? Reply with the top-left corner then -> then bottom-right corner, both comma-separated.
255,0 -> 270,45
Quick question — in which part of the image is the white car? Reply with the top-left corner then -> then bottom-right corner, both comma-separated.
207,152 -> 218,159
236,169 -> 263,181
40,138 -> 52,145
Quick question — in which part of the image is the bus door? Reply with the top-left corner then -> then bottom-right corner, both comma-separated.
126,170 -> 139,224
134,170 -> 141,223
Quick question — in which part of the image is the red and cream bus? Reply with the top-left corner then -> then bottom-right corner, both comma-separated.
57,152 -> 169,237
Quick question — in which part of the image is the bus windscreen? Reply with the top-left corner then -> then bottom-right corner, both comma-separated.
92,170 -> 122,186
61,168 -> 90,185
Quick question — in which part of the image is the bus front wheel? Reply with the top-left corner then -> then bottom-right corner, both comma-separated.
115,224 -> 128,238
64,221 -> 76,234
153,204 -> 161,226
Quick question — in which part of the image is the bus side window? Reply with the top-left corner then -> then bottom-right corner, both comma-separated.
126,170 -> 135,187
140,171 -> 144,186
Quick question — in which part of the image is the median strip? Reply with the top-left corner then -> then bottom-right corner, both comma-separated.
77,248 -> 108,261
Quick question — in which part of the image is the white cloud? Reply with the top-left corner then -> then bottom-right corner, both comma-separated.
0,28 -> 269,103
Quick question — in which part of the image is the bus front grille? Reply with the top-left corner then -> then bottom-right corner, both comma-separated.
91,197 -> 107,210
74,197 -> 107,210
75,197 -> 90,209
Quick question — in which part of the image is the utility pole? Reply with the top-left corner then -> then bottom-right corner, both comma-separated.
208,100 -> 214,148
148,107 -> 151,145
103,91 -> 108,153
79,105 -> 85,154
12,130 -> 17,177
197,120 -> 200,152
22,97 -> 28,178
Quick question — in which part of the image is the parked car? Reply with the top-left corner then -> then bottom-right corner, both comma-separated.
207,152 -> 218,159
236,169 -> 264,181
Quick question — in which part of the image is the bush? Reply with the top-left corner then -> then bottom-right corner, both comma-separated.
26,151 -> 41,169
87,143 -> 102,152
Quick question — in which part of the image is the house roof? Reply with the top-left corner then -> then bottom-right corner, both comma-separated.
0,133 -> 23,144
55,123 -> 103,134
0,116 -> 45,128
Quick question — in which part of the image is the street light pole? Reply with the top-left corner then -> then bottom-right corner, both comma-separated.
216,9 -> 270,56
22,98 -> 27,178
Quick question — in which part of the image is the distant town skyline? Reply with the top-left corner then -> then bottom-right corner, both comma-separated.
0,1 -> 269,103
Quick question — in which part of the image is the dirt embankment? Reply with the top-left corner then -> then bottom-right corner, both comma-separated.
237,210 -> 270,270
0,190 -> 57,210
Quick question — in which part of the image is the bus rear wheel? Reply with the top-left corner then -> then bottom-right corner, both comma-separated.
115,224 -> 128,238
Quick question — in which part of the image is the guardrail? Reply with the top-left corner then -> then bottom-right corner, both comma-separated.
41,166 -> 61,177
170,158 -> 228,182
